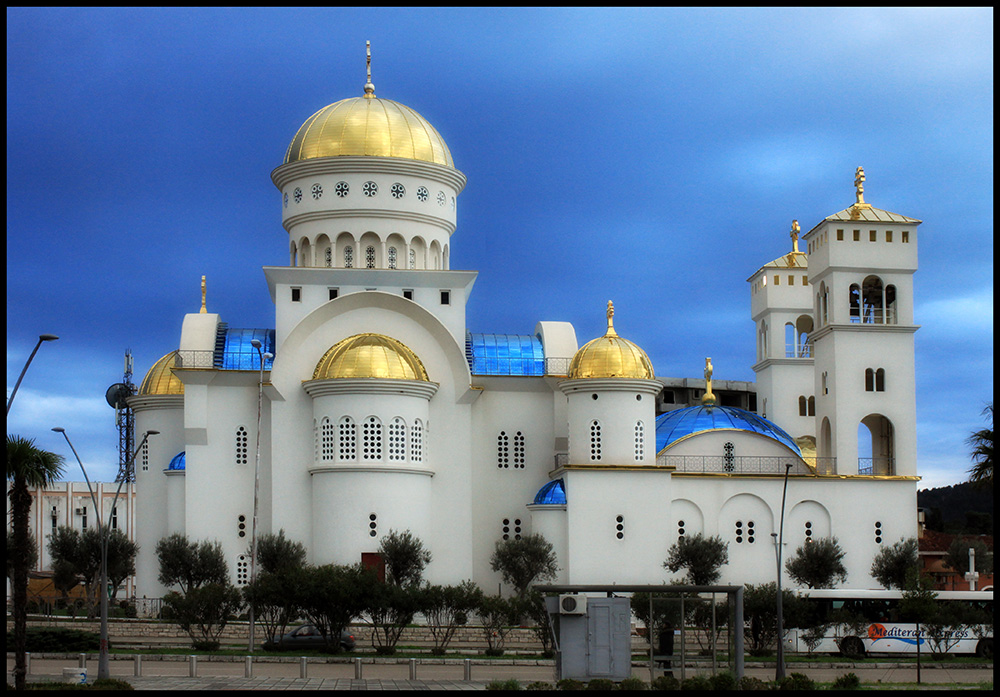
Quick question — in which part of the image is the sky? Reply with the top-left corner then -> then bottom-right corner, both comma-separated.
6,7 -> 993,490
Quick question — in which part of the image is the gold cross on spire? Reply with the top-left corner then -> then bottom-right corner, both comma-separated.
200,275 -> 207,314
605,300 -> 617,337
854,166 -> 866,205
364,40 -> 376,98
702,357 -> 717,406
790,219 -> 800,253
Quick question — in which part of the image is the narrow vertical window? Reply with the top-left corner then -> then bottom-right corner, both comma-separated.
325,247 -> 332,267
321,417 -> 335,461
875,368 -> 885,392
865,368 -> 875,392
513,431 -> 525,468
497,431 -> 509,468
634,421 -> 644,461
409,249 -> 416,269
388,417 -> 406,461
236,426 -> 249,465
590,421 -> 602,461
411,420 -> 423,463
344,246 -> 354,268
366,246 -> 376,269
141,441 -> 149,472
362,416 -> 383,461
723,441 -> 735,472
807,396 -> 815,416
110,506 -> 118,530
799,396 -> 807,416
388,247 -> 398,269
338,417 -> 356,461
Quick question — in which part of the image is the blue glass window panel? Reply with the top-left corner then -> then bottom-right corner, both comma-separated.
655,406 -> 801,455
219,328 -> 276,370
466,333 -> 545,376
533,479 -> 566,505
168,451 -> 186,471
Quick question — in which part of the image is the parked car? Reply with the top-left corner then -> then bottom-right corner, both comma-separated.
267,624 -> 356,652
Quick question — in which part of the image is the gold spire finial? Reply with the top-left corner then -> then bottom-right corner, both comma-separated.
790,219 -> 801,254
854,166 -> 866,205
200,275 -> 207,313
701,357 -> 717,406
363,40 -> 376,98
605,300 -> 617,337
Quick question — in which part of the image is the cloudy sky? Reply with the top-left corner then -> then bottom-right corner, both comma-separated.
6,7 -> 993,489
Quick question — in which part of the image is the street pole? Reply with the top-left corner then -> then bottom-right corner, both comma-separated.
774,462 -> 793,681
53,427 -> 157,680
247,340 -> 272,653
7,334 -> 58,415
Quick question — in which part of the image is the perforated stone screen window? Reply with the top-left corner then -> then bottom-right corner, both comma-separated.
411,421 -> 423,462
339,418 -> 356,461
293,187 -> 302,203
590,421 -> 602,461
312,183 -> 323,200
417,186 -> 429,202
513,432 -> 525,468
236,427 -> 248,466
344,246 -> 354,268
388,418 -> 406,462
437,191 -> 446,206
366,246 -> 376,269
388,247 -> 397,269
634,421 -> 644,461
363,181 -> 378,197
321,418 -> 335,461
363,417 -> 383,461
391,183 -> 405,199
497,431 -> 509,468
335,181 -> 349,197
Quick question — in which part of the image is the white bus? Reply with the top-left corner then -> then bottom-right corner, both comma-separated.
783,589 -> 993,658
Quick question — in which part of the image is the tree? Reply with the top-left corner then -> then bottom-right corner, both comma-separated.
490,533 -> 558,600
742,583 -> 809,655
47,526 -> 139,617
378,529 -> 432,587
418,581 -> 484,654
255,529 -> 307,575
870,538 -> 919,590
785,537 -> 848,589
966,403 -> 993,487
299,564 -> 370,654
7,435 -> 65,691
245,566 -> 305,648
476,593 -> 522,655
664,533 -> 729,586
155,533 -> 228,594
364,578 -> 420,654
164,582 -> 244,650
943,536 -> 994,579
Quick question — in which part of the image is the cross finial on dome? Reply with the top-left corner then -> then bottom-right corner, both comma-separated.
605,300 -> 617,337
364,40 -> 376,99
854,166 -> 871,208
702,357 -> 717,406
790,220 -> 800,253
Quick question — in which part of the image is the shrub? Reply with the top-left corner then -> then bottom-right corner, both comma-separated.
777,672 -> 815,691
736,675 -> 768,690
831,672 -> 861,690
6,627 -> 101,652
650,675 -> 679,691
90,678 -> 135,690
708,671 -> 736,691
556,678 -> 586,690
526,682 -> 554,691
679,675 -> 711,690
192,640 -> 220,651
486,678 -> 522,690
586,678 -> 616,690
618,676 -> 649,690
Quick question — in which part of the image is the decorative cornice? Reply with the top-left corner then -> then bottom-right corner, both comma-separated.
127,395 -> 184,412
308,464 -> 434,477
271,156 -> 467,193
303,377 -> 439,400
281,207 -> 456,236
811,323 -> 919,342
558,377 -> 664,396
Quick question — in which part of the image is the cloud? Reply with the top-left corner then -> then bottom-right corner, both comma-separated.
916,287 -> 994,337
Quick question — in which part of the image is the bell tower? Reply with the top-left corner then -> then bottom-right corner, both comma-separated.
802,168 -> 920,476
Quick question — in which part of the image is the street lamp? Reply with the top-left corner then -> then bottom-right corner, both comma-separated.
247,339 -> 272,652
772,462 -> 793,681
7,334 -> 58,415
53,426 -> 158,680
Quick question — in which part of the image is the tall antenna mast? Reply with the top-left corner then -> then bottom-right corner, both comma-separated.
106,350 -> 137,482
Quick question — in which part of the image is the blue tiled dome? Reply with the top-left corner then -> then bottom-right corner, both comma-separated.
532,479 -> 566,505
167,451 -> 186,471
655,406 -> 800,455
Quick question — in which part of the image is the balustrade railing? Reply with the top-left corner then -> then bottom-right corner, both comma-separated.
857,457 -> 895,476
655,454 -> 837,475
175,350 -> 271,370
785,344 -> 812,358
544,357 -> 572,377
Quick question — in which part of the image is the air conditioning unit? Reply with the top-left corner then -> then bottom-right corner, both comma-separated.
74,508 -> 85,516
558,593 -> 587,615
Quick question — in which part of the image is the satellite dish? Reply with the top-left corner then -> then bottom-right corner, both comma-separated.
106,383 -> 134,409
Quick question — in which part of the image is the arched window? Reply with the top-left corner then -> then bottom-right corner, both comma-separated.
344,245 -> 354,268
497,431 -> 509,469
859,414 -> 895,475
785,323 -> 796,358
885,285 -> 897,324
821,283 -> 829,325
235,426 -> 248,466
861,276 -> 885,324
411,420 -> 423,462
634,421 -> 644,461
807,396 -> 815,416
320,417 -> 335,461
590,421 -> 602,461
799,396 -> 808,416
290,241 -> 298,267
387,417 -> 406,461
513,431 -> 525,468
338,417 -> 356,461
409,249 -> 416,269
388,246 -> 398,269
362,416 -> 383,461
366,246 -> 377,269
324,246 -> 332,267
865,368 -> 875,392
875,368 -> 885,392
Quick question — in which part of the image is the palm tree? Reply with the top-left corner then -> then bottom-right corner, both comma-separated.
967,403 -> 993,487
7,435 -> 65,690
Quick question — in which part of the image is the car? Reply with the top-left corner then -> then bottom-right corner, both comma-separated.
267,624 -> 356,652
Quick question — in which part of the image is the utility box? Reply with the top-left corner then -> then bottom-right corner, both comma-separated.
547,595 -> 632,682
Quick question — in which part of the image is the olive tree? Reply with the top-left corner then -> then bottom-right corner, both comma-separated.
378,529 -> 432,587
785,537 -> 848,589
870,538 -> 919,590
664,533 -> 729,585
490,533 -> 558,600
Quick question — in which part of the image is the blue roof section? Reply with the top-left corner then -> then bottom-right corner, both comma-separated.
466,333 -> 545,376
218,328 -> 275,370
167,451 -> 186,471
655,406 -> 801,455
533,479 -> 566,505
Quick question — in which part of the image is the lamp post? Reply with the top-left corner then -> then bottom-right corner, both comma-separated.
7,334 -> 58,415
247,339 -> 272,652
772,462 -> 793,681
52,427 -> 158,680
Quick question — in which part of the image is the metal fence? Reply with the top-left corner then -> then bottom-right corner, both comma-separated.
654,454 -> 836,476
858,457 -> 895,476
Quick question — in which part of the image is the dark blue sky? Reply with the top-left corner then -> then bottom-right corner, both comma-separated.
7,7 -> 993,487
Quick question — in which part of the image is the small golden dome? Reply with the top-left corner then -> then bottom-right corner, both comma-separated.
284,97 -> 454,168
138,352 -> 184,396
313,333 -> 430,381
568,302 -> 655,380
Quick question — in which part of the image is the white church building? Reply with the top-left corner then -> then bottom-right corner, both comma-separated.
129,67 -> 921,599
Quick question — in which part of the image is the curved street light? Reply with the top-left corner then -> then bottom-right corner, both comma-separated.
53,426 -> 158,680
247,339 -> 272,652
7,334 -> 58,415
773,462 -> 793,681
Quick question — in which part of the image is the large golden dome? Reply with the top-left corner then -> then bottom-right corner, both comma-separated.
139,352 -> 185,396
313,334 -> 430,381
568,302 -> 655,380
283,95 -> 454,168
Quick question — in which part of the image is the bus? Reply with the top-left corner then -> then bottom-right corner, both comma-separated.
783,589 -> 993,658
